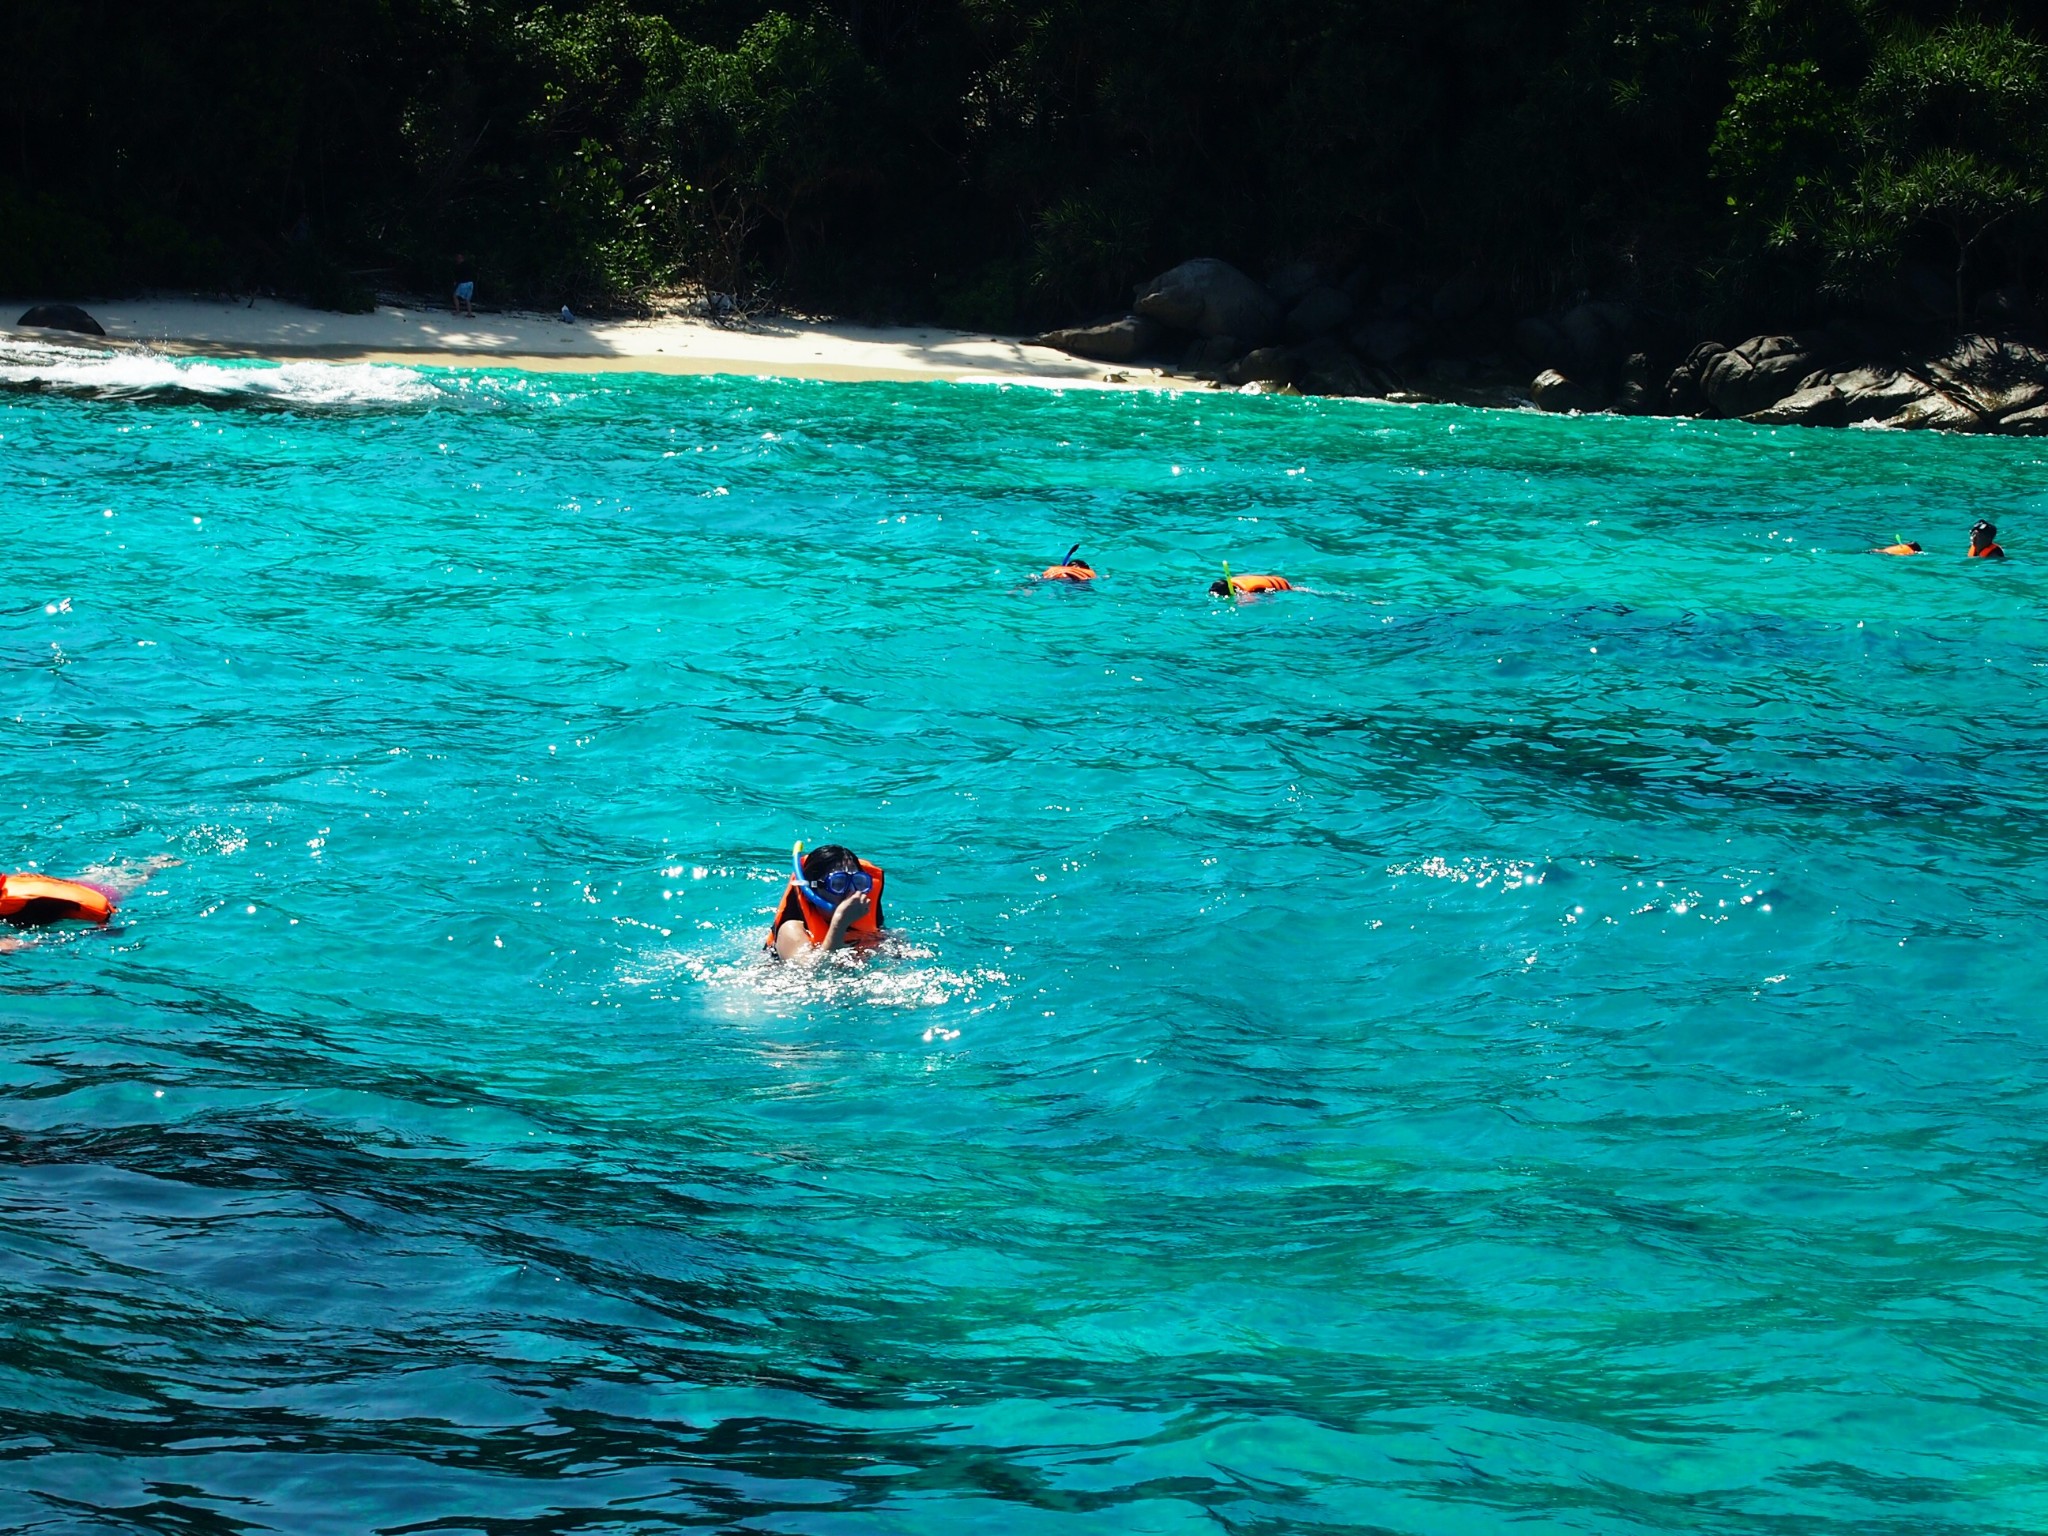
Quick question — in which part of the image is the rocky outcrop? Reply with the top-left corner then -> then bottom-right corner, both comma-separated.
17,303 -> 105,336
1824,367 -> 1931,425
1738,345 -> 2048,433
1917,335 -> 2048,423
1290,336 -> 1389,398
1182,335 -> 1240,376
1046,249 -> 2048,436
1747,383 -> 1848,428
1039,314 -> 1161,363
1610,352 -> 1655,415
1662,343 -> 1726,416
1226,346 -> 1294,387
1531,369 -> 1606,413
1701,335 -> 1817,418
1133,258 -> 1281,347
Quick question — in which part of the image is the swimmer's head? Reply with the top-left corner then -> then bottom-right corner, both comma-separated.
796,843 -> 870,909
1972,520 -> 1998,548
1208,578 -> 1232,596
1903,541 -> 1922,552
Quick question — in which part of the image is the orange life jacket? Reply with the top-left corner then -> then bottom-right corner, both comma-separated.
1229,574 -> 1293,593
765,860 -> 886,948
0,873 -> 114,926
1877,544 -> 1920,556
1971,542 -> 2006,560
1041,563 -> 1096,582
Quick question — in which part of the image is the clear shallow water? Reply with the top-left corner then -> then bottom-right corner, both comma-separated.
3,340 -> 2047,1534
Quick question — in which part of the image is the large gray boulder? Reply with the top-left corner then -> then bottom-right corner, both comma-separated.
1133,259 -> 1281,346
1039,315 -> 1163,363
1702,336 -> 1818,418
1747,383 -> 1848,428
1874,388 -> 1984,432
1610,353 -> 1656,415
1285,286 -> 1354,342
1531,369 -> 1606,413
1181,334 -> 1240,377
1290,336 -> 1387,398
17,303 -> 105,336
1916,335 -> 2048,423
1226,346 -> 1295,387
1663,342 -> 1726,415
1808,365 -> 1982,431
1828,366 -> 1932,425
1995,402 -> 2048,434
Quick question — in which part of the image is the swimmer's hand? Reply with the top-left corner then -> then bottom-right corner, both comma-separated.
821,891 -> 873,952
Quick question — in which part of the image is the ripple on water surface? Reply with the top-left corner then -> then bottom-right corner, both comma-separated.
3,345 -> 2047,1534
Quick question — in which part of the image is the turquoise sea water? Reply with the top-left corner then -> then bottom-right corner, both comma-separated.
3,340 -> 2047,1534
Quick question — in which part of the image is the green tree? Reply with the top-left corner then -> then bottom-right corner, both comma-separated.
1855,21 -> 2048,325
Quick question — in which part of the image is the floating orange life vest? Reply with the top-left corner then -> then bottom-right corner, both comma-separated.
1041,563 -> 1096,582
0,873 -> 114,926
1971,542 -> 2006,560
765,860 -> 886,948
1228,574 -> 1293,593
1876,543 -> 1921,556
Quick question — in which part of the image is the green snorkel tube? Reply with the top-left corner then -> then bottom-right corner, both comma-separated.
1222,560 -> 1237,603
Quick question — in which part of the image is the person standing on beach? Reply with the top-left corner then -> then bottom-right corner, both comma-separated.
452,254 -> 476,317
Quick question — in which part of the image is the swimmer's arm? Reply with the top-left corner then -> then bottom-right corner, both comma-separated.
774,893 -> 874,961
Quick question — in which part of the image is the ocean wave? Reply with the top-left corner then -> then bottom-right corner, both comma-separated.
0,336 -> 439,410
615,930 -> 1010,1021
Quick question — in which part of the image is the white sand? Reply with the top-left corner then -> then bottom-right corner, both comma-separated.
2,294 -> 1177,388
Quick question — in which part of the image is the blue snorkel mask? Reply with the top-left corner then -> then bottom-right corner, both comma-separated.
792,842 -> 872,912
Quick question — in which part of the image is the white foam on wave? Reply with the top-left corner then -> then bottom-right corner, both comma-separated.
0,337 -> 439,410
619,929 -> 1010,1023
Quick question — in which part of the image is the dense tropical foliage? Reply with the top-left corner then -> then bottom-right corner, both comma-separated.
4,0 -> 2045,332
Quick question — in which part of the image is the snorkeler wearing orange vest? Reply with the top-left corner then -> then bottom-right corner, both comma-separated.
1874,540 -> 1922,556
1970,521 -> 2007,560
0,872 -> 118,927
1210,573 -> 1293,595
1039,543 -> 1096,582
768,842 -> 886,960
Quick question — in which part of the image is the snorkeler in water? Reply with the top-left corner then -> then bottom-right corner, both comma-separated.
0,856 -> 178,951
1209,570 -> 1294,595
1038,544 -> 1096,583
1969,521 -> 2007,560
768,842 -> 887,961
1874,540 -> 1922,556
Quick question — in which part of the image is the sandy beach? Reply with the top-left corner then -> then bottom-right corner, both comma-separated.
1,294 -> 1176,388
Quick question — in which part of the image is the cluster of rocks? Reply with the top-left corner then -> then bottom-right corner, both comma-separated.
1041,257 -> 1511,403
14,303 -> 106,336
1659,332 -> 2048,434
1041,257 -> 2048,436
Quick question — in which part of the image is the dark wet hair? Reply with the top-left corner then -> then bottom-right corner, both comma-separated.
1972,520 -> 1997,541
802,844 -> 862,882
1208,579 -> 1231,596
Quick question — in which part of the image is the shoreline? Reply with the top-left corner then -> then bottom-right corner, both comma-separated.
2,294 -> 1183,389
